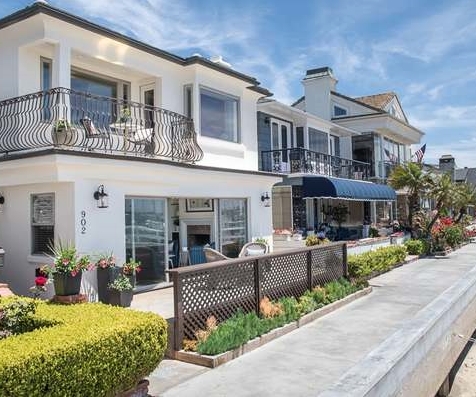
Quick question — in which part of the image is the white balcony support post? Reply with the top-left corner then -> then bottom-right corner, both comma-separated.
52,43 -> 71,121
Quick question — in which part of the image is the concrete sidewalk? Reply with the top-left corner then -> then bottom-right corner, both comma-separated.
147,244 -> 476,397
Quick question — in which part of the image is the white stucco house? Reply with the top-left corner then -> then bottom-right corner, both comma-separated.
256,67 -> 424,235
0,2 -> 280,295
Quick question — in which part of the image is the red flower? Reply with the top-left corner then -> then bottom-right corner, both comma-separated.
35,276 -> 48,287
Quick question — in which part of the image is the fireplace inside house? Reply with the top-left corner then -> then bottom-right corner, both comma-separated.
187,224 -> 211,247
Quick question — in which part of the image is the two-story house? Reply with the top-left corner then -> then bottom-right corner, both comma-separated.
257,67 -> 423,236
0,2 -> 281,295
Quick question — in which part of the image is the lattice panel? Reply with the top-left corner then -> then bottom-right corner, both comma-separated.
180,260 -> 255,340
173,243 -> 346,344
261,252 -> 308,301
311,245 -> 344,286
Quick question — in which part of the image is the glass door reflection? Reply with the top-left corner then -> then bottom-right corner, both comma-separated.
125,198 -> 167,284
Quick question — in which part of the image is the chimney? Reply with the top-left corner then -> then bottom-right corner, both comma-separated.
439,154 -> 456,181
301,67 -> 337,120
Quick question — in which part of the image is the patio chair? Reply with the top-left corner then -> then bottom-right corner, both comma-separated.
203,247 -> 230,263
189,245 -> 207,265
238,242 -> 268,258
80,117 -> 111,152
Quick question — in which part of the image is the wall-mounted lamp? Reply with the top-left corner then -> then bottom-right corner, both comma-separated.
0,193 -> 4,213
93,185 -> 109,208
261,192 -> 271,207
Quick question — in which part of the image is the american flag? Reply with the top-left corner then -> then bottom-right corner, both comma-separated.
384,148 -> 398,163
413,144 -> 426,163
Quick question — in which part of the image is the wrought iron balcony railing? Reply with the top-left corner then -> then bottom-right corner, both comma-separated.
261,147 -> 370,180
0,87 -> 203,163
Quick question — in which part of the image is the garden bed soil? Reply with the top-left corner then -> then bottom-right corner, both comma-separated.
174,286 -> 372,368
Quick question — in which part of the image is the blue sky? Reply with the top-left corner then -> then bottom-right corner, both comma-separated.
2,0 -> 476,166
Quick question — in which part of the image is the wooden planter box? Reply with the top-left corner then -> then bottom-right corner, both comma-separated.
174,286 -> 372,368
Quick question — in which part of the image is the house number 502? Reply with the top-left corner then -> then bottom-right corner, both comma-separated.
80,210 -> 86,234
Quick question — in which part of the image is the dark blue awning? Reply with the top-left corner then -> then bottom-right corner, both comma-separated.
302,176 -> 396,201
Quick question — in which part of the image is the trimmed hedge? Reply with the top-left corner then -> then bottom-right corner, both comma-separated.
348,245 -> 407,279
0,298 -> 167,397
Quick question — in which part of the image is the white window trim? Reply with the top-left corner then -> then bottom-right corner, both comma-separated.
199,85 -> 241,143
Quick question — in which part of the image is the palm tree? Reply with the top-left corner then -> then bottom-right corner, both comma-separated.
388,162 -> 431,228
452,183 -> 476,223
426,173 -> 454,233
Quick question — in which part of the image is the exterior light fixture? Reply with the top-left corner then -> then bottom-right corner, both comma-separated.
261,192 -> 271,207
93,185 -> 109,208
0,194 -> 4,213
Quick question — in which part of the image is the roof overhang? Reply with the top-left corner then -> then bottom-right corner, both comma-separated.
258,100 -> 359,136
302,176 -> 396,201
332,113 -> 424,145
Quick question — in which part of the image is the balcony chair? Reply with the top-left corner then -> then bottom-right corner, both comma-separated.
238,242 -> 268,258
203,247 -> 230,263
80,117 -> 111,152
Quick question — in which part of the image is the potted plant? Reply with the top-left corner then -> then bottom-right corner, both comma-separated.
96,253 -> 119,304
47,241 -> 94,296
51,119 -> 75,146
108,275 -> 133,307
119,107 -> 131,123
121,260 -> 141,288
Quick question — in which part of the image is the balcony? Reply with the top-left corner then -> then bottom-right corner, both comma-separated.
0,87 -> 203,163
261,148 -> 370,180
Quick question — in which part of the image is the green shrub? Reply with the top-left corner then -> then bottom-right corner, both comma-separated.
404,239 -> 427,255
444,225 -> 464,248
348,245 -> 407,279
0,298 -> 39,338
0,297 -> 167,397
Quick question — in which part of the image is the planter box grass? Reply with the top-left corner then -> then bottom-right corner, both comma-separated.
176,286 -> 372,368
0,298 -> 167,397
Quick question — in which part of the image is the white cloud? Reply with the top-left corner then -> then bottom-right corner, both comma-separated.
375,1 -> 476,62
424,135 -> 476,168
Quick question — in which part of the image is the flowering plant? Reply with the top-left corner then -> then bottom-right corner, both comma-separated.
96,253 -> 116,269
122,260 -> 141,275
47,241 -> 94,276
108,275 -> 133,291
29,275 -> 50,298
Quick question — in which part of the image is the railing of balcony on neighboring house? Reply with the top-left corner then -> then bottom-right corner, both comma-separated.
376,161 -> 401,181
0,87 -> 203,163
261,148 -> 370,180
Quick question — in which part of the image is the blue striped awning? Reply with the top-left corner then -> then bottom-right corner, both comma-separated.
302,176 -> 396,201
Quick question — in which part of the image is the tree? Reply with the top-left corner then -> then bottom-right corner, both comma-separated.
452,183 -> 476,223
426,173 -> 454,233
388,162 -> 431,228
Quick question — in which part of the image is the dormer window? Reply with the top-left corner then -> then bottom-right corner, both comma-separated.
333,105 -> 347,117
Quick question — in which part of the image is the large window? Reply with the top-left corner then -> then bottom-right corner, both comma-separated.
200,88 -> 239,142
219,198 -> 247,258
308,127 -> 328,153
31,193 -> 55,255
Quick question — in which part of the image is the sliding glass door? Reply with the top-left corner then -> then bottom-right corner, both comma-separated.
125,198 -> 167,284
218,198 -> 248,258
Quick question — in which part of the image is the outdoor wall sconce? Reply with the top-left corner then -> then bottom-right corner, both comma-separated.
0,194 -> 4,213
93,185 -> 109,208
261,192 -> 271,207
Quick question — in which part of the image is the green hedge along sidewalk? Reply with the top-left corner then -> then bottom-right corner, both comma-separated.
0,298 -> 167,397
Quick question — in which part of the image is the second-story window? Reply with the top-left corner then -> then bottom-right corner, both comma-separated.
333,105 -> 347,117
41,57 -> 52,91
200,87 -> 239,143
308,128 -> 328,153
